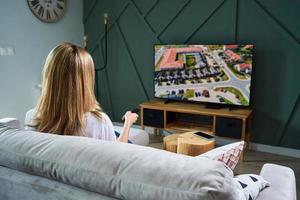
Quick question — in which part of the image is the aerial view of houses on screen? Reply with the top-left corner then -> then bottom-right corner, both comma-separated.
154,44 -> 254,106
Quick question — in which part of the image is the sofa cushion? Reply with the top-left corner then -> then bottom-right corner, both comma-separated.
0,125 -> 241,200
0,118 -> 21,129
198,141 -> 244,170
113,125 -> 149,146
234,174 -> 270,200
0,165 -> 117,200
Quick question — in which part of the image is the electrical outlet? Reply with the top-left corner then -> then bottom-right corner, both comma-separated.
0,47 -> 15,56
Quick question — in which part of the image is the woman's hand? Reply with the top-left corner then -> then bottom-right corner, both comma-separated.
123,111 -> 138,127
118,111 -> 138,143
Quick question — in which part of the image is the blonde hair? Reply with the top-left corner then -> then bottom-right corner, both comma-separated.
35,42 -> 102,136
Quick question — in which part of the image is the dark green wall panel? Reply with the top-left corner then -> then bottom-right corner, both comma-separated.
84,0 -> 128,45
105,25 -> 148,120
281,99 -> 300,149
258,0 -> 300,42
146,0 -> 190,35
131,0 -> 157,15
91,44 -> 104,70
188,0 -> 236,43
96,69 -> 113,118
91,45 -> 113,117
83,0 -> 97,22
118,5 -> 159,98
237,0 -> 300,147
159,0 -> 224,43
84,0 -> 300,150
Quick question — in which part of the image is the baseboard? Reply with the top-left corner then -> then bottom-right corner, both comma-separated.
113,124 -> 300,158
250,142 -> 300,159
216,137 -> 300,159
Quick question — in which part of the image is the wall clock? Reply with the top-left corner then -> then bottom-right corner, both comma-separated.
27,0 -> 66,23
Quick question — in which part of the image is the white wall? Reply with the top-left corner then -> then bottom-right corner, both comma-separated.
0,1 -> 84,125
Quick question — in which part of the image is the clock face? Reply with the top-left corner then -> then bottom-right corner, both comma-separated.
27,0 -> 66,23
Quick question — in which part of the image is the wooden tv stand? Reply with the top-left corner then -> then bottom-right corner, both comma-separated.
140,100 -> 252,157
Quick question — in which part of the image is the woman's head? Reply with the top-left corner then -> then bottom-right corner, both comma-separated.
36,42 -> 101,135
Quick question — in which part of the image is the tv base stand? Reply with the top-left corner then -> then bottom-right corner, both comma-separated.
205,103 -> 223,109
164,99 -> 173,104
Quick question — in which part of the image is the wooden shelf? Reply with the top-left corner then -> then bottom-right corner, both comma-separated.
140,100 -> 252,119
166,121 -> 213,134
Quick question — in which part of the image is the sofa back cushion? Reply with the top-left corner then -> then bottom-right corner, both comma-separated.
0,126 -> 241,200
0,118 -> 21,129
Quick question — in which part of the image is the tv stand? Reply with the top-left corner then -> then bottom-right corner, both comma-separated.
228,107 -> 240,111
140,100 -> 252,160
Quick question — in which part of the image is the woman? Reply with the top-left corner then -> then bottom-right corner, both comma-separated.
25,42 -> 138,143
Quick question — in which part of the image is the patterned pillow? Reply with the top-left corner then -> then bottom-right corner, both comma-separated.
234,174 -> 270,200
198,141 -> 244,170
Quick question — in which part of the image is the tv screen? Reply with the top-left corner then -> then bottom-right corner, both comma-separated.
154,45 -> 254,106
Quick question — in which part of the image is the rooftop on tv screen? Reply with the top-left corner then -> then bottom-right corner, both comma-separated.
154,44 -> 254,106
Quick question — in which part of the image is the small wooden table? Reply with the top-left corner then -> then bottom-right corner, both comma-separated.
163,132 -> 215,156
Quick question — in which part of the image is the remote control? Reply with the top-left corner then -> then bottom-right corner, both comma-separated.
193,131 -> 214,140
121,108 -> 140,121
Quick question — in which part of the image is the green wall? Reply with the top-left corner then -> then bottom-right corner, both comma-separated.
83,0 -> 300,149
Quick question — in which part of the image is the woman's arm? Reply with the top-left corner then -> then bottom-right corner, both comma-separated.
118,111 -> 138,143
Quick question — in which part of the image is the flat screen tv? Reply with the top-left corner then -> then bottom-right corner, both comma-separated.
154,44 -> 254,107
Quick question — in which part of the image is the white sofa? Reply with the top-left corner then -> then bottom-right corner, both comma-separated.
257,163 -> 296,200
113,124 -> 149,146
0,118 -> 297,200
0,118 -> 150,146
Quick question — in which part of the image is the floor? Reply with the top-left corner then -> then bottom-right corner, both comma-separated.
148,134 -> 300,196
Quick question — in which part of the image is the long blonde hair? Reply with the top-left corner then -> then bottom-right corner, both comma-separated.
35,42 -> 102,136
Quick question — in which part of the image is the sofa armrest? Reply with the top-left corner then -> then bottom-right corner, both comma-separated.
257,163 -> 296,200
113,125 -> 149,146
0,118 -> 21,129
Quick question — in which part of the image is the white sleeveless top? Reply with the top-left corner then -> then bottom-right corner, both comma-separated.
24,109 -> 117,141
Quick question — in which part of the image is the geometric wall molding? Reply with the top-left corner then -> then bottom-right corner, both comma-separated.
84,0 -> 300,149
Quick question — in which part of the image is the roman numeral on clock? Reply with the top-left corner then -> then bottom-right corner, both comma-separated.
56,2 -> 63,10
46,10 -> 51,20
53,9 -> 58,17
30,0 -> 39,8
38,6 -> 44,18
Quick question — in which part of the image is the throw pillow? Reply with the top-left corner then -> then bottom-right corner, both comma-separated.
234,174 -> 270,200
198,141 -> 244,170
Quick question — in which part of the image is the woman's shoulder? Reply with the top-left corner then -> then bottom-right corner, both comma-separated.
85,112 -> 116,140
24,108 -> 37,128
85,112 -> 111,125
85,112 -> 115,138
25,108 -> 36,117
